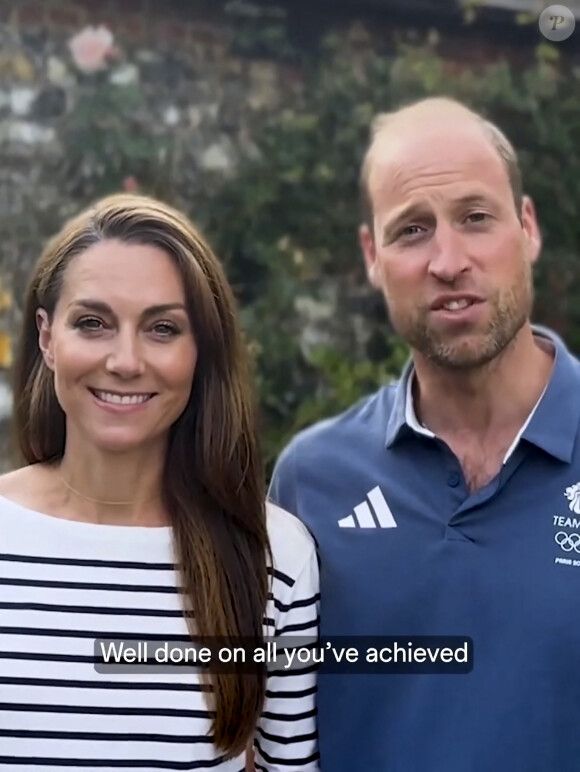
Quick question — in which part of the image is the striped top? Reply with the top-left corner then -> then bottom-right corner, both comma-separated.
0,496 -> 320,771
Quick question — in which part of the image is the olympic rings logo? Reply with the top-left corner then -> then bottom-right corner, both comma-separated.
554,531 -> 580,553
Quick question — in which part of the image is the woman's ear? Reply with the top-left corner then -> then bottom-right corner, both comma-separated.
36,308 -> 55,371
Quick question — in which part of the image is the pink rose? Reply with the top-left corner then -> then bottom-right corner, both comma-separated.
68,26 -> 115,74
123,176 -> 139,192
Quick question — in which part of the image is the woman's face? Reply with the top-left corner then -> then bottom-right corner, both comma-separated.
37,239 -> 197,455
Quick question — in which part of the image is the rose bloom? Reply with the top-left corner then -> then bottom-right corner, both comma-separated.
68,26 -> 114,73
123,177 -> 140,193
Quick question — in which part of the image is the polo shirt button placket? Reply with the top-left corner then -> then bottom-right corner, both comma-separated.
447,470 -> 461,488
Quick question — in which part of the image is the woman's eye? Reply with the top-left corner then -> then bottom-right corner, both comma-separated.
75,317 -> 104,331
152,322 -> 179,337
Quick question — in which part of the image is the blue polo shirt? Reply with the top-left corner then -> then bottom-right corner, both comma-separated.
269,327 -> 580,772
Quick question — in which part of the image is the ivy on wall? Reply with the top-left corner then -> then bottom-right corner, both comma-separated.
10,16 -> 578,472
198,33 -> 580,467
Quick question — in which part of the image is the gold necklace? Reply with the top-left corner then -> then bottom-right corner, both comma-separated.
59,475 -> 160,506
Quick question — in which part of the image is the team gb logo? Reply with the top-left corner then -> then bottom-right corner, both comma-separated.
565,483 -> 580,515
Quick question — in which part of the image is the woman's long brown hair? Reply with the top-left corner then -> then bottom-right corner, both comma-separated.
13,194 -> 270,758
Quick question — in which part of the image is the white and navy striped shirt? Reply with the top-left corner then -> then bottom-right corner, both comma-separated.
0,496 -> 320,771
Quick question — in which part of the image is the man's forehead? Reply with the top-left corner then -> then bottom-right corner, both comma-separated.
367,124 -> 508,207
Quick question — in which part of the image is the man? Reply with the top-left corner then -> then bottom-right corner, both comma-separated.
268,97 -> 580,771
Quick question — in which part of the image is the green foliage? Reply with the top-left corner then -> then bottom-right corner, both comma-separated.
58,71 -> 165,200
293,344 -> 408,426
198,31 -> 580,469
56,22 -> 580,471
226,1 -> 296,60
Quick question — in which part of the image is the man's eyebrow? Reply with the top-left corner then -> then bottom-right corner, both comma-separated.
452,193 -> 494,208
382,203 -> 429,243
68,299 -> 187,317
381,193 -> 497,244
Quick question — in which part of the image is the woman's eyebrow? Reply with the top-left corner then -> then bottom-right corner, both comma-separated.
68,299 -> 187,318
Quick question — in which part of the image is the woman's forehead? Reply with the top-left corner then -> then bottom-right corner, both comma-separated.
58,240 -> 187,307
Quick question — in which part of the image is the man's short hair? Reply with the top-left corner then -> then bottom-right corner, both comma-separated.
359,98 -> 523,230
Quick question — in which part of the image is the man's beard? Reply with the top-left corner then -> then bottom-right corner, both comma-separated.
389,265 -> 533,371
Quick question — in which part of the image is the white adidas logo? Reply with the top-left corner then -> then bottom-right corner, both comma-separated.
338,486 -> 397,529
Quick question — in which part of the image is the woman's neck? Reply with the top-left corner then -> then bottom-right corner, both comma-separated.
54,441 -> 168,526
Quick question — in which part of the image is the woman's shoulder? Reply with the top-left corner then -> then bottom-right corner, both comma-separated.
0,466 -> 40,501
0,465 -> 53,510
265,499 -> 317,579
0,467 -> 59,551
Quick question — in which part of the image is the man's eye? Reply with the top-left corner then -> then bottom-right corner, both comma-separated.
466,212 -> 488,223
399,225 -> 424,239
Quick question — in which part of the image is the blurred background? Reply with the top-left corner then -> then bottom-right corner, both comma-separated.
0,0 -> 578,474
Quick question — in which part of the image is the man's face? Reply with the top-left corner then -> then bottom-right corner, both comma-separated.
359,120 -> 541,370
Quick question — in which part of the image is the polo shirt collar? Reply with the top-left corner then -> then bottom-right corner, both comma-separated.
385,326 -> 580,464
384,358 -> 419,447
520,328 -> 580,463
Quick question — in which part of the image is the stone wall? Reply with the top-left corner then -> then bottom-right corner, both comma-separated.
0,0 -> 308,468
0,0 -> 564,469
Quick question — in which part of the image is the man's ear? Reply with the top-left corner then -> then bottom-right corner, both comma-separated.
36,308 -> 55,371
359,223 -> 382,290
520,195 -> 542,265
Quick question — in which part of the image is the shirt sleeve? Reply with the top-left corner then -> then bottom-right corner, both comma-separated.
253,544 -> 320,771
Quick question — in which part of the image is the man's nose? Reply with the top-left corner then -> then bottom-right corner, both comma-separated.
427,223 -> 470,283
105,330 -> 145,378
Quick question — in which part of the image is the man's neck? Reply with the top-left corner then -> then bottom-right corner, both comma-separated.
412,326 -> 555,440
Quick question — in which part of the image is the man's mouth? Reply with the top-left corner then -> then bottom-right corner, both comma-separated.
441,298 -> 473,311
431,295 -> 484,313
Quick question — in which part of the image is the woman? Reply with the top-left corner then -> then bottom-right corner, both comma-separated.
0,194 -> 319,771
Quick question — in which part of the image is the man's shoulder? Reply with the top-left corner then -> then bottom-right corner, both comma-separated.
268,380 -> 402,514
281,382 -> 397,462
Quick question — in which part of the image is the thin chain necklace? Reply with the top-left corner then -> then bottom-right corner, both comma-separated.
59,475 -> 160,506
